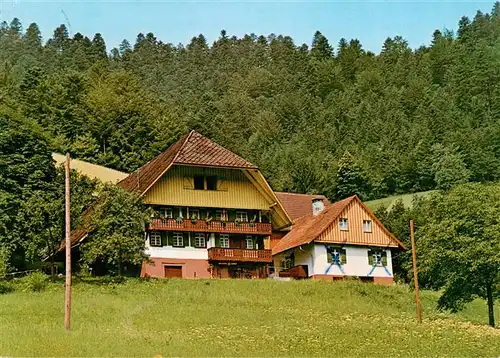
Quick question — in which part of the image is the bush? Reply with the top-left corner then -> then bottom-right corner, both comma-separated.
18,272 -> 49,292
0,280 -> 13,294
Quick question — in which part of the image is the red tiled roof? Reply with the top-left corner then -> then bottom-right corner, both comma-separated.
272,195 -> 406,255
64,131 -> 258,250
272,196 -> 355,255
275,192 -> 330,221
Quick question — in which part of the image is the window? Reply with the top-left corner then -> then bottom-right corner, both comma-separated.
194,175 -> 205,190
220,234 -> 230,248
339,218 -> 349,231
245,236 -> 254,249
194,233 -> 206,248
236,211 -> 249,222
206,176 -> 217,191
193,175 -> 218,191
159,207 -> 173,219
373,251 -> 382,266
150,232 -> 162,247
332,249 -> 340,264
190,209 -> 200,220
283,252 -> 295,269
172,232 -> 184,247
363,220 -> 372,233
327,246 -> 346,265
215,209 -> 225,221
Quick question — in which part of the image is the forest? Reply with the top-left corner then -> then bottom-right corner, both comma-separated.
0,3 -> 499,201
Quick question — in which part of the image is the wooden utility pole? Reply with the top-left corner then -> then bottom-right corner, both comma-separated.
64,153 -> 72,331
410,219 -> 422,324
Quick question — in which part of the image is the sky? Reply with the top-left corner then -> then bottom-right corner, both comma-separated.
0,0 -> 494,53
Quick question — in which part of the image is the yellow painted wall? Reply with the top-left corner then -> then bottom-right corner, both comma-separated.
316,200 -> 398,247
145,165 -> 271,210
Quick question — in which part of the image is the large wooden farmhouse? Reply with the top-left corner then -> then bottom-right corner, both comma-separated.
93,131 -> 291,278
67,131 -> 404,282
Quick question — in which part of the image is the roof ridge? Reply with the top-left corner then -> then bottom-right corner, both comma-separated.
172,130 -> 195,164
275,191 -> 327,197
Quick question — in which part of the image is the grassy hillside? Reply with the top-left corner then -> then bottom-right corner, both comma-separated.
0,278 -> 498,357
365,190 -> 438,211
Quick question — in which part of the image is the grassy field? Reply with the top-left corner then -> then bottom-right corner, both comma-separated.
0,278 -> 498,357
365,190 -> 438,211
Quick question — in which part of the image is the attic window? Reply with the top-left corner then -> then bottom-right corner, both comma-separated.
363,220 -> 372,233
206,176 -> 217,190
193,175 -> 218,191
339,218 -> 349,231
194,176 -> 205,190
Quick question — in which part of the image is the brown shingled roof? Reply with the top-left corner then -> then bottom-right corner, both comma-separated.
118,130 -> 256,195
275,192 -> 330,221
272,195 -> 406,255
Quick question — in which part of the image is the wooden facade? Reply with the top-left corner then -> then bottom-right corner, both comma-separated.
145,165 -> 270,210
315,199 -> 399,248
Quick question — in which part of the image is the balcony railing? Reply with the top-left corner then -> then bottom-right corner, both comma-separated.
148,218 -> 272,235
208,248 -> 272,263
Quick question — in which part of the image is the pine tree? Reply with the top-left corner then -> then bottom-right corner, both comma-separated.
24,23 -> 42,49
336,151 -> 369,200
311,30 -> 333,60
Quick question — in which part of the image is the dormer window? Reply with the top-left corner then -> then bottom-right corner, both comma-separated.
363,220 -> 372,233
339,218 -> 349,231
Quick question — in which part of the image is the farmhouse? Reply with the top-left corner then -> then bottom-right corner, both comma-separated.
66,131 -> 403,282
272,195 -> 406,284
69,130 -> 292,278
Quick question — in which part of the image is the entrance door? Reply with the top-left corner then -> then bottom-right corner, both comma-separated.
164,265 -> 183,278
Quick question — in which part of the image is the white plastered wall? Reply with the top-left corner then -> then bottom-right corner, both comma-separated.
313,244 -> 393,278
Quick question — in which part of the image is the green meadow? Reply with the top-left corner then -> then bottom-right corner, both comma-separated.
0,278 -> 498,357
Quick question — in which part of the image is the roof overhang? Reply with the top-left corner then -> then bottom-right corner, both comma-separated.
242,169 -> 292,230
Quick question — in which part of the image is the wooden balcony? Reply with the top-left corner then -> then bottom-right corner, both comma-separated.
148,218 -> 272,235
208,248 -> 272,263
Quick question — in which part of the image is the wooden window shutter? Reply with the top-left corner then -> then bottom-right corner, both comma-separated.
183,177 -> 194,190
218,177 -> 229,191
368,250 -> 374,266
167,232 -> 173,246
382,250 -> 388,266
161,232 -> 168,247
340,248 -> 347,265
215,234 -> 220,248
327,249 -> 333,263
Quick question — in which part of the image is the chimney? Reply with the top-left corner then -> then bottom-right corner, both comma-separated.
312,197 -> 325,216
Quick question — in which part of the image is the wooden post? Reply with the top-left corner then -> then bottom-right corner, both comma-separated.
410,219 -> 422,324
64,153 -> 72,331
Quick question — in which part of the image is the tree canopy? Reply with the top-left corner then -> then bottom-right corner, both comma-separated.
416,184 -> 500,327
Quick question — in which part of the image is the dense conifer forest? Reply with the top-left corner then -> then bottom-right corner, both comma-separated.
1,3 -> 499,201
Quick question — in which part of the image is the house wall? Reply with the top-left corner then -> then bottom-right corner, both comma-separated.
141,257 -> 211,279
145,165 -> 270,210
312,244 -> 393,278
274,244 -> 393,284
273,244 -> 314,275
316,200 -> 398,248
